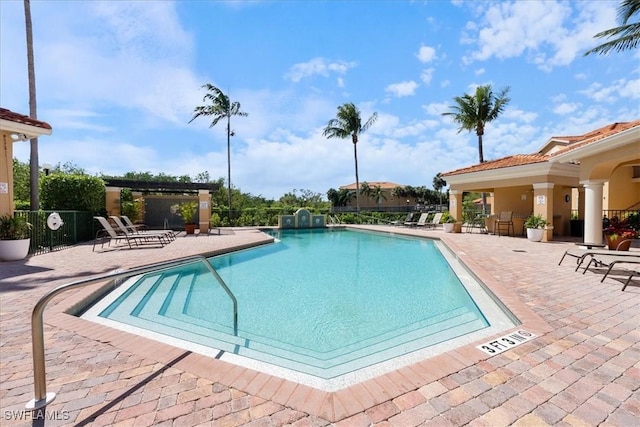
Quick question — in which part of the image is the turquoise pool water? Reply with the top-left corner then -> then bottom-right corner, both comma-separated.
90,229 -> 494,381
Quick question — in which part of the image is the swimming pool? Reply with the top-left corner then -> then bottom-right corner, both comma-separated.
83,228 -> 516,390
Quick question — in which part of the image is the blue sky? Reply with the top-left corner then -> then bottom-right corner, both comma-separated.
1,0 -> 638,199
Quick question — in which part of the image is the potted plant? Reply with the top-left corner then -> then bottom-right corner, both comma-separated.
524,214 -> 549,242
603,216 -> 637,251
0,214 -> 32,261
174,202 -> 198,234
441,211 -> 456,233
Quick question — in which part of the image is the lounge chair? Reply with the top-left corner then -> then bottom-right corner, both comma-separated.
410,213 -> 429,228
422,212 -> 443,229
402,213 -> 416,227
598,258 -> 640,283
93,216 -> 166,251
390,212 -> 413,226
109,216 -> 175,241
559,241 -> 637,271
495,211 -> 514,236
622,269 -> 639,291
121,215 -> 148,232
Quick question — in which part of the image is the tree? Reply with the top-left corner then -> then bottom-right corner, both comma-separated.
433,173 -> 447,207
585,0 -> 640,55
24,0 -> 40,210
442,84 -> 510,213
370,185 -> 387,209
190,83 -> 248,222
323,103 -> 378,213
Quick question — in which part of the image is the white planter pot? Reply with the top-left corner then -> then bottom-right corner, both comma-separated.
526,228 -> 544,242
0,238 -> 30,261
443,223 -> 455,233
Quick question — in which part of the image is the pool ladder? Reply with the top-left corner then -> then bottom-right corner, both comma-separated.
25,255 -> 237,411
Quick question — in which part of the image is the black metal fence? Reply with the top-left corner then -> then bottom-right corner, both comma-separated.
15,211 -> 97,256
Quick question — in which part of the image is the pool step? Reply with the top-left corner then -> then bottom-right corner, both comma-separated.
101,271 -> 487,378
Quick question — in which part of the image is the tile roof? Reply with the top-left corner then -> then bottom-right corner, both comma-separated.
0,107 -> 52,130
339,181 -> 405,190
549,120 -> 640,156
442,120 -> 640,177
442,154 -> 549,176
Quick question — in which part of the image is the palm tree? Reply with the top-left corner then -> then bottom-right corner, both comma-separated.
24,0 -> 39,210
371,185 -> 387,210
323,103 -> 378,213
585,0 -> 640,56
442,84 -> 510,213
190,83 -> 247,222
432,173 -> 446,208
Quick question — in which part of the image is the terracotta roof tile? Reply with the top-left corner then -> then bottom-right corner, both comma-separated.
0,107 -> 52,130
550,120 -> 640,156
441,154 -> 549,176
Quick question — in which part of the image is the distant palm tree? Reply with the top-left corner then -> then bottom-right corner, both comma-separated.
24,0 -> 39,210
442,84 -> 510,213
190,84 -> 247,222
371,185 -> 387,210
323,103 -> 378,213
585,0 -> 640,56
433,173 -> 446,207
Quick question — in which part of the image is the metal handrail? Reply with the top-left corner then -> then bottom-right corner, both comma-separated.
26,255 -> 237,410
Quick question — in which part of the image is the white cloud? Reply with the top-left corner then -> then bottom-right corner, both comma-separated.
416,45 -> 437,63
579,79 -> 640,103
385,81 -> 419,97
462,1 -> 617,71
552,103 -> 579,115
420,68 -> 435,85
284,57 -> 357,82
475,68 -> 485,76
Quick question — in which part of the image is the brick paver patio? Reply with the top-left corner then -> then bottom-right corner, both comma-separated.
1,226 -> 638,426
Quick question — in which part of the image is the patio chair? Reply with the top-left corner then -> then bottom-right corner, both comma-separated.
390,212 -> 413,226
109,216 -> 175,241
412,213 -> 429,227
121,215 -> 148,232
423,212 -> 443,229
495,211 -> 514,237
599,257 -> 640,284
402,213 -> 416,227
93,216 -> 166,251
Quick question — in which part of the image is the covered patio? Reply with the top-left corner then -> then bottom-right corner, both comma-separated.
442,120 -> 640,242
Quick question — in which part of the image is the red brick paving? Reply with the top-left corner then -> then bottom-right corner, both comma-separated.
1,226 -> 639,426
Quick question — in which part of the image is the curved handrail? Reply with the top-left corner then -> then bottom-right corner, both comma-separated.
26,255 -> 237,410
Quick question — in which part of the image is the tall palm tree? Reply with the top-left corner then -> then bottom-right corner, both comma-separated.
585,0 -> 640,56
323,103 -> 378,213
442,85 -> 510,213
190,83 -> 247,222
24,0 -> 39,210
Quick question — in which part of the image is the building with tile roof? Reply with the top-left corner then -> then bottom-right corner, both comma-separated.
441,120 -> 640,242
0,108 -> 53,216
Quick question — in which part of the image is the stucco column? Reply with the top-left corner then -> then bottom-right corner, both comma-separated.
0,134 -> 14,216
198,190 -> 211,234
449,189 -> 463,223
577,187 -> 585,220
581,180 -> 605,244
105,187 -> 121,216
532,183 -> 554,242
